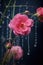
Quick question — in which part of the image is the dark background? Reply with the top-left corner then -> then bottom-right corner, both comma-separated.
0,0 -> 43,65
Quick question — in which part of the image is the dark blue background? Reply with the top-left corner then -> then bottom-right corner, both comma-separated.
0,0 -> 43,65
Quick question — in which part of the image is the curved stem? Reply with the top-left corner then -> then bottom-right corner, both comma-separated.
31,13 -> 37,18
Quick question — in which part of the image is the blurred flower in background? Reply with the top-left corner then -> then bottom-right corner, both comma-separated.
36,7 -> 43,22
2,45 -> 23,65
10,46 -> 23,60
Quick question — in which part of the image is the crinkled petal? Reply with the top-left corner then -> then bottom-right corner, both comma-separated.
25,19 -> 34,27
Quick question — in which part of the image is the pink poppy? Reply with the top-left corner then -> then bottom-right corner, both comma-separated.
10,46 -> 23,60
36,7 -> 43,22
8,13 -> 34,35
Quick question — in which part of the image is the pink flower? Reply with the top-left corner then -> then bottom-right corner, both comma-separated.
10,46 -> 23,60
36,7 -> 43,22
8,13 -> 34,35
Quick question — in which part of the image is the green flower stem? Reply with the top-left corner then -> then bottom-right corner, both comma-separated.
31,13 -> 37,18
5,51 -> 12,63
2,49 -> 11,65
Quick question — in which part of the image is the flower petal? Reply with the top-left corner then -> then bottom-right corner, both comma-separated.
25,19 -> 34,27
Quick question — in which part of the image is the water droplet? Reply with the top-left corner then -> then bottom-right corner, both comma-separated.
34,44 -> 37,47
2,21 -> 4,24
27,53 -> 30,55
7,16 -> 9,19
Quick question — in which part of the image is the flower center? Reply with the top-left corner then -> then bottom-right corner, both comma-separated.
20,23 -> 25,28
17,22 -> 25,29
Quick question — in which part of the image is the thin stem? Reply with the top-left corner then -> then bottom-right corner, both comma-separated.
31,13 -> 37,18
2,49 -> 11,65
